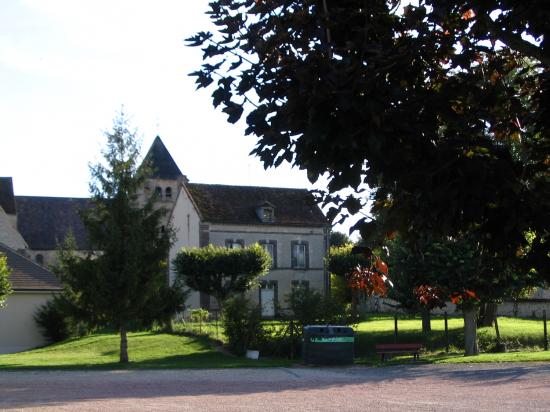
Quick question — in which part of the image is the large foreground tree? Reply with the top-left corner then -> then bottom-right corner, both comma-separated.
58,114 -> 181,363
0,253 -> 12,308
188,1 -> 549,283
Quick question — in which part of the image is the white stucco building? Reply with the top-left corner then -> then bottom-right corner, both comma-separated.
143,137 -> 330,317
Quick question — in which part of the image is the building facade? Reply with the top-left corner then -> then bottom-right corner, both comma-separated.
0,136 -> 329,353
144,137 -> 330,317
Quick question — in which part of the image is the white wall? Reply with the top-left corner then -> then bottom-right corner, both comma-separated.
204,223 -> 327,313
208,223 -> 326,270
168,184 -> 201,309
0,292 -> 54,354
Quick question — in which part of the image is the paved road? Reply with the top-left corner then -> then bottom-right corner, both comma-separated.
1,363 -> 550,411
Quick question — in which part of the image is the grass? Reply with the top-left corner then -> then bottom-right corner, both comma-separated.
0,331 -> 290,370
352,314 -> 550,365
1,315 -> 548,370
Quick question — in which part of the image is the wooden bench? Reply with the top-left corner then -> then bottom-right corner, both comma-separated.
375,343 -> 423,362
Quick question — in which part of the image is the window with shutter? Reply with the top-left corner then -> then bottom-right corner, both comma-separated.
291,241 -> 308,269
225,239 -> 244,249
259,240 -> 277,268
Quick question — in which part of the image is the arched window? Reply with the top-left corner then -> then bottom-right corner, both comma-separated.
155,186 -> 162,198
35,254 -> 44,265
165,187 -> 172,199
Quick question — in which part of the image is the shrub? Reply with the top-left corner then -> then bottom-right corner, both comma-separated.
139,284 -> 189,332
190,308 -> 210,323
222,295 -> 263,355
34,296 -> 82,343
256,320 -> 302,358
287,287 -> 350,329
330,274 -> 352,306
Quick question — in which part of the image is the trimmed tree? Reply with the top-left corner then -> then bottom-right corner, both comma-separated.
329,231 -> 352,247
390,235 -> 539,356
57,114 -> 180,363
328,244 -> 391,317
0,253 -> 12,308
173,244 -> 271,310
384,238 -> 436,332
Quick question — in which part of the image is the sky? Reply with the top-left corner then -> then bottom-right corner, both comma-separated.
0,0 -> 360,237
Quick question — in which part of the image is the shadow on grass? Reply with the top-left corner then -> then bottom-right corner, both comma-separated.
0,333 -> 291,371
354,328 -> 465,359
0,354 -> 290,371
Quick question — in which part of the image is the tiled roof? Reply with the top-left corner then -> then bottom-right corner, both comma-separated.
142,136 -> 184,180
187,183 -> 327,227
0,177 -> 16,215
0,243 -> 61,291
15,196 -> 91,250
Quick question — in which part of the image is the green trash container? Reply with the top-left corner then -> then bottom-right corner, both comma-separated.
302,325 -> 354,365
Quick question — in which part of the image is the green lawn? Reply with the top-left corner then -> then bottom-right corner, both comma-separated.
2,315 -> 548,370
0,332 -> 290,370
353,314 -> 550,364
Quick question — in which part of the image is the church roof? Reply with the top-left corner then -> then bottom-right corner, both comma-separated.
0,177 -> 16,215
15,196 -> 91,251
0,242 -> 61,291
142,136 -> 184,180
186,183 -> 327,227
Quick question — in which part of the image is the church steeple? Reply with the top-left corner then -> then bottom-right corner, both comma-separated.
142,136 -> 186,181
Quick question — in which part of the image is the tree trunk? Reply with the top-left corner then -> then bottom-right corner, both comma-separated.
119,325 -> 129,363
463,304 -> 479,356
164,318 -> 174,333
351,289 -> 358,318
421,308 -> 431,332
478,302 -> 498,327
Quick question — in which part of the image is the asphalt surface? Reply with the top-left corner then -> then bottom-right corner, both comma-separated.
1,362 -> 550,411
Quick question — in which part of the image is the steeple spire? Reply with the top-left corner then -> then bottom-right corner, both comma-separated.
142,136 -> 185,180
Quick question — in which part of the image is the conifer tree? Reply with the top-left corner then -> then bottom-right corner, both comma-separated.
58,113 -> 180,363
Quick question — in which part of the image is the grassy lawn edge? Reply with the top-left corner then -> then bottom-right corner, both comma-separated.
0,332 -> 291,371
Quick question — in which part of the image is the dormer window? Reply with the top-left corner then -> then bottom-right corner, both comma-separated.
262,207 -> 274,223
256,201 -> 275,223
165,187 -> 172,199
35,254 -> 44,265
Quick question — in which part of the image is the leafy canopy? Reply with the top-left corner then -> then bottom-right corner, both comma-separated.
329,231 -> 352,247
188,0 -> 549,280
386,235 -> 539,312
0,253 -> 12,308
173,244 -> 271,306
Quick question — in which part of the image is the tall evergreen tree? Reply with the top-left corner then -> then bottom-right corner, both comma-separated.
58,113 -> 179,363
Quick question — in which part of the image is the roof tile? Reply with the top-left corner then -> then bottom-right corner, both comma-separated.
15,196 -> 90,250
0,243 -> 61,291
187,183 -> 327,227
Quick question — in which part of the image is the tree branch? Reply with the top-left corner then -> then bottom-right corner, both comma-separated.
322,0 -> 333,59
473,12 -> 549,67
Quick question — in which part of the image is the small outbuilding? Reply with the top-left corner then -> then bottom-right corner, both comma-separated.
0,242 -> 62,354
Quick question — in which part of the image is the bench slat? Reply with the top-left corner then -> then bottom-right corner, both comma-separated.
375,344 -> 422,350
374,343 -> 423,362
